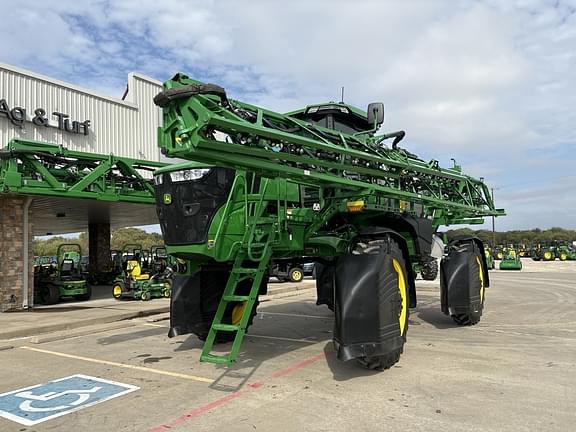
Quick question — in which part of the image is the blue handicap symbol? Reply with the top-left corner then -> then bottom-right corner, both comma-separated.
0,374 -> 138,426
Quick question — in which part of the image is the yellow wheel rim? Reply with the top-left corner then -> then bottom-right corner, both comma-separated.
232,302 -> 247,326
560,254 -> 567,261
392,258 -> 407,335
292,270 -> 302,281
113,286 -> 122,297
544,251 -> 552,260
497,253 -> 503,259
476,256 -> 485,302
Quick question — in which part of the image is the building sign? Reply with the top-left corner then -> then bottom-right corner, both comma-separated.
0,99 -> 91,135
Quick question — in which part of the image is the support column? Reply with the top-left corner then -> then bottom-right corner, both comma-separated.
0,195 -> 34,311
89,222 -> 111,277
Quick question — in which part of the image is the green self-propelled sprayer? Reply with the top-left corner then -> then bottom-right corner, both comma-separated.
153,74 -> 505,370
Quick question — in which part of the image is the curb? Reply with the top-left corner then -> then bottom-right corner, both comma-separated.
30,322 -> 137,344
0,306 -> 169,341
260,286 -> 315,302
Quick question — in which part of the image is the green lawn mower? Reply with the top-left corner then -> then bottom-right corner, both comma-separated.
112,245 -> 173,301
499,249 -> 522,270
34,244 -> 91,304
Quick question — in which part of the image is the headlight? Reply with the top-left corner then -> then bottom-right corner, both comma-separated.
169,168 -> 211,182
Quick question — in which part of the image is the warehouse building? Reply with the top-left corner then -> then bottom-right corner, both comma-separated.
0,63 -> 166,311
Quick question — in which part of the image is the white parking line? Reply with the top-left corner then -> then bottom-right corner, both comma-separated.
20,347 -> 214,384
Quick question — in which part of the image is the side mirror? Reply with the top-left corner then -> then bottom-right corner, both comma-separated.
367,102 -> 384,127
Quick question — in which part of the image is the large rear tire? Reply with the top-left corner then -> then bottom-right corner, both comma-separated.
195,267 -> 265,343
448,244 -> 485,326
353,238 -> 409,371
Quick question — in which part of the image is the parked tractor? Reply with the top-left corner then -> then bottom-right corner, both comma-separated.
34,244 -> 91,305
152,74 -> 504,370
112,244 -> 172,301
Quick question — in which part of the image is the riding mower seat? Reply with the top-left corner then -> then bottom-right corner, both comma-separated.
60,259 -> 79,279
126,260 -> 150,281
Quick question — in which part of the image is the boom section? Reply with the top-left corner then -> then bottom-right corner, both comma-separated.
154,74 -> 503,223
0,139 -> 166,203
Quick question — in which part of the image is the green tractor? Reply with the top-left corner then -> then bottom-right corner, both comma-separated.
34,244 -> 91,305
151,74 -> 504,370
493,245 -> 505,260
112,245 -> 173,301
554,243 -> 576,261
532,241 -> 576,261
499,248 -> 522,270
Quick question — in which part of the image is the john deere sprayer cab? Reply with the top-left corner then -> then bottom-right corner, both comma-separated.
35,244 -> 91,305
152,74 -> 504,370
112,244 -> 172,301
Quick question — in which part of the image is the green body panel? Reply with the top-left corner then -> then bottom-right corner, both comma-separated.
60,280 -> 87,296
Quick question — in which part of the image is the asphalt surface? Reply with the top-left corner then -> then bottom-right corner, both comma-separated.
0,265 -> 575,431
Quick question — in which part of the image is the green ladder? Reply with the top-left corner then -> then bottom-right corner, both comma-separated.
199,240 -> 273,365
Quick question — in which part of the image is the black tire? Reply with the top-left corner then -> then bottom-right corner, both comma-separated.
141,291 -> 151,301
153,83 -> 227,108
195,268 -> 264,343
449,244 -> 484,326
41,284 -> 60,305
315,262 -> 335,312
288,267 -> 304,283
420,259 -> 438,280
353,238 -> 409,371
112,282 -> 124,300
74,285 -> 92,301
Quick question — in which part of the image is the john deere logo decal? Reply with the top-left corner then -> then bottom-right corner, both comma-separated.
163,194 -> 172,205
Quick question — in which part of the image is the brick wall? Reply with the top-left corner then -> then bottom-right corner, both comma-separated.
0,195 -> 33,311
89,222 -> 111,273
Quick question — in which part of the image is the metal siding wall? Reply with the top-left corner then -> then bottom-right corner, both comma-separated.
0,65 -> 163,161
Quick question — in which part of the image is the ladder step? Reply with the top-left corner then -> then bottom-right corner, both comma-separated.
212,323 -> 240,332
223,295 -> 250,302
200,353 -> 235,365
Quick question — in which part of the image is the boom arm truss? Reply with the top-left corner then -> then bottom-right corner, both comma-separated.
0,139 -> 166,204
154,75 -> 504,225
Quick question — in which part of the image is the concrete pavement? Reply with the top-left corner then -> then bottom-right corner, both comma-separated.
0,264 -> 574,431
0,281 -> 316,341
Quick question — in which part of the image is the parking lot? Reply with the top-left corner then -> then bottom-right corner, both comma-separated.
1,263 -> 575,431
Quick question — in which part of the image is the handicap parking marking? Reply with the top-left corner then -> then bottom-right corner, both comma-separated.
0,374 -> 139,426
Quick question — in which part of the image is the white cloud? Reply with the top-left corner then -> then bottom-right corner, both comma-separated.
2,0 -> 576,230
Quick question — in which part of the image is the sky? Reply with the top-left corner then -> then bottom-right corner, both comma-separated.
2,0 -> 576,231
